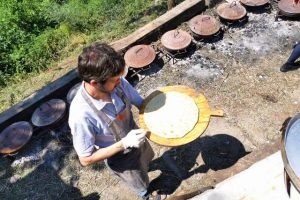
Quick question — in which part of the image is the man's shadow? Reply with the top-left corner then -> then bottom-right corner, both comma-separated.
0,123 -> 101,200
148,134 -> 250,194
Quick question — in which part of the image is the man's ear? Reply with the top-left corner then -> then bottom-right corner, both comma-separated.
90,80 -> 98,87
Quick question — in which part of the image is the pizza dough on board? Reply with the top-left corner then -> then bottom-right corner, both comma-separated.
143,91 -> 199,139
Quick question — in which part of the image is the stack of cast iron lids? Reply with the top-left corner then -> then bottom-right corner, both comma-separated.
0,121 -> 33,154
217,1 -> 247,22
124,44 -> 156,69
188,14 -> 221,39
161,29 -> 192,52
31,99 -> 67,128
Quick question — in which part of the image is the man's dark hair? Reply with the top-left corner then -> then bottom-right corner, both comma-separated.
77,42 -> 125,84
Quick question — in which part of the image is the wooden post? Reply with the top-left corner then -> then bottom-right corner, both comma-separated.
168,0 -> 176,9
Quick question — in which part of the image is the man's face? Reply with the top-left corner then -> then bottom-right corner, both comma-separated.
97,74 -> 122,93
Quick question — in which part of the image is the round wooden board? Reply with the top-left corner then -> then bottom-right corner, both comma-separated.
139,85 -> 224,147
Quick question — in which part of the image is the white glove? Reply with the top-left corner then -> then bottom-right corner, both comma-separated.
121,129 -> 147,149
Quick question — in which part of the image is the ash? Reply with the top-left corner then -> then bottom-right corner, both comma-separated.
198,9 -> 300,63
10,123 -> 72,169
11,140 -> 43,168
173,52 -> 224,82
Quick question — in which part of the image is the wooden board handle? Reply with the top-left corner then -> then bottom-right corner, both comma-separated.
210,109 -> 224,117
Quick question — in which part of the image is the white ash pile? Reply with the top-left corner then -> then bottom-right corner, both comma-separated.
199,9 -> 300,63
173,52 -> 224,82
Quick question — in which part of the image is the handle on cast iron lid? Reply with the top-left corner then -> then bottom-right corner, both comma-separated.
202,16 -> 211,21
39,102 -> 52,112
230,0 -> 237,7
135,47 -> 143,55
210,109 -> 224,117
174,29 -> 180,38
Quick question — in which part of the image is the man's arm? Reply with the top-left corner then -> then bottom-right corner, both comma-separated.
78,129 -> 147,166
79,140 -> 124,166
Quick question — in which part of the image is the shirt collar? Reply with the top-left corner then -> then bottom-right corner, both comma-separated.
81,82 -> 119,111
81,82 -> 106,110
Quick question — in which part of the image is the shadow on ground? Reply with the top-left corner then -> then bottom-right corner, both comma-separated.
148,134 -> 250,194
0,124 -> 102,200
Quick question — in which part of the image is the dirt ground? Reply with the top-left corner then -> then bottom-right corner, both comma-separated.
1,3 -> 300,200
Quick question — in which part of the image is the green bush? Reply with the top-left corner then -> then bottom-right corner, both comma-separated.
0,0 -> 160,88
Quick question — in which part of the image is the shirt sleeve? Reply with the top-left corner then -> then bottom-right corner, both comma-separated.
120,77 -> 144,108
71,117 -> 96,157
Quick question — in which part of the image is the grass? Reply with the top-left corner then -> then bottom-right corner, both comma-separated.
0,1 -> 170,113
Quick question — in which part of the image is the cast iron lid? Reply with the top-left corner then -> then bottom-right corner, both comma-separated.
189,15 -> 220,36
282,113 -> 300,190
278,0 -> 300,16
124,44 -> 156,69
67,83 -> 81,104
161,29 -> 192,51
31,99 -> 67,127
217,1 -> 247,21
0,121 -> 33,154
240,0 -> 269,7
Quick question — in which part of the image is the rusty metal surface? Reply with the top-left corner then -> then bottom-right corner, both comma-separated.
161,29 -> 192,51
0,121 -> 33,154
278,0 -> 300,16
124,45 -> 156,68
281,113 -> 300,191
240,0 -> 269,7
189,15 -> 220,37
217,1 -> 247,21
31,99 -> 67,127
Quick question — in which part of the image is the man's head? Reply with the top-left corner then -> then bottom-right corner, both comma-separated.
77,43 -> 125,92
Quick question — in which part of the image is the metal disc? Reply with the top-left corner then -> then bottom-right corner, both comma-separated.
284,114 -> 300,180
0,121 -> 33,154
67,83 -> 81,104
31,99 -> 67,127
161,29 -> 192,51
240,0 -> 269,7
217,1 -> 247,21
189,15 -> 220,36
278,0 -> 300,16
124,45 -> 156,68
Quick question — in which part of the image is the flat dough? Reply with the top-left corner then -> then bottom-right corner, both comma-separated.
144,91 -> 199,138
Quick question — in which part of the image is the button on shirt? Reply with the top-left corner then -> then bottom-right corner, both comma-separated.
69,77 -> 143,157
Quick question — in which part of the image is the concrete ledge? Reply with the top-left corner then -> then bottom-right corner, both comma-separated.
0,70 -> 80,131
111,0 -> 205,50
0,0 -> 206,131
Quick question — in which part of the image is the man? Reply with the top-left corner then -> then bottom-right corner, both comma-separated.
280,42 -> 300,72
69,43 -> 162,200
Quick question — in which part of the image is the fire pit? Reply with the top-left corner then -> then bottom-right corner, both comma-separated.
188,14 -> 222,41
161,29 -> 192,52
124,44 -> 159,78
217,1 -> 248,24
159,29 -> 199,63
